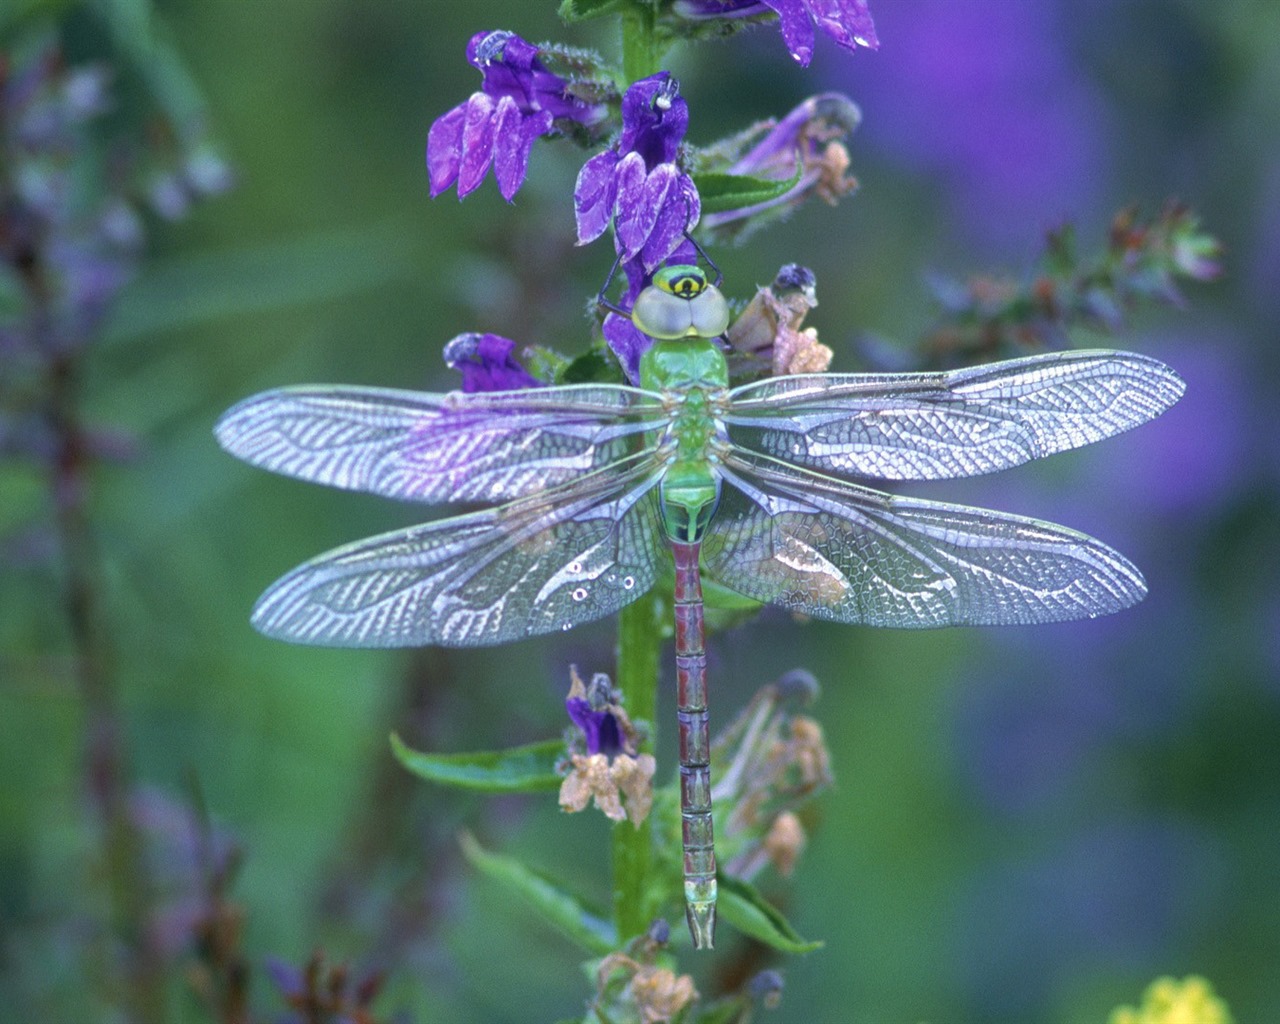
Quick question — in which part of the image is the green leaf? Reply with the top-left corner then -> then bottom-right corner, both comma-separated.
692,167 -> 803,216
560,345 -> 626,385
558,0 -> 631,23
716,875 -> 823,954
690,998 -> 753,1024
460,832 -> 617,955
390,733 -> 565,793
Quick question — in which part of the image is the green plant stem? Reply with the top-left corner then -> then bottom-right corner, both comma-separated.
621,5 -> 665,82
613,594 -> 663,942
612,4 -> 668,946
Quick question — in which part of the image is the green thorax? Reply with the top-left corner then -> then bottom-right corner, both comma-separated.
639,337 -> 729,544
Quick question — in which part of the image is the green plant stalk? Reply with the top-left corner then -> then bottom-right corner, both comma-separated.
610,7 -> 670,945
612,594 -> 663,941
621,4 -> 666,82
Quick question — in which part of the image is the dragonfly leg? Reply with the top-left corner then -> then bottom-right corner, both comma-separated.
682,229 -> 722,288
596,250 -> 631,318
672,540 -> 716,949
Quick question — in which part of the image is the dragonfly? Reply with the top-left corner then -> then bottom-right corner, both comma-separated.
215,262 -> 1184,949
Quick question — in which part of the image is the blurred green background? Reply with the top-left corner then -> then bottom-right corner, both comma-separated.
3,1 -> 1279,1021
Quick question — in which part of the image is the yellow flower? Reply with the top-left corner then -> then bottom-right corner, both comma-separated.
1108,975 -> 1233,1024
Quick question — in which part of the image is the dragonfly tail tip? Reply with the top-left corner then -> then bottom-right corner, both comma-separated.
686,902 -> 716,950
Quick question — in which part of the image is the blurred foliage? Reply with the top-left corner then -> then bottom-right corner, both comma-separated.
2,1 -> 1278,1022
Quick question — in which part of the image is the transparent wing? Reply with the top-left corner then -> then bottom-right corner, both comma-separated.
725,349 -> 1184,480
215,383 -> 667,503
251,452 -> 666,647
702,451 -> 1146,627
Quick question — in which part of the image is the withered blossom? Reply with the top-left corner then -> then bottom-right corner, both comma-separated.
703,93 -> 861,242
596,952 -> 699,1024
559,668 -> 656,826
763,810 -> 807,876
707,671 -> 832,882
727,263 -> 833,376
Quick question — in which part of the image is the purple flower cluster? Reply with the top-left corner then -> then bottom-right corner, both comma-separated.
674,0 -> 877,66
423,18 -> 870,386
575,73 -> 700,272
428,52 -> 706,384
576,74 -> 704,381
427,30 -> 608,202
703,92 -> 861,241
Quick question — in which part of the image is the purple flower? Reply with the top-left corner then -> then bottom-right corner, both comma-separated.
442,332 -> 541,392
564,669 -> 636,759
427,30 -> 607,202
566,696 -> 626,760
703,92 -> 860,239
674,0 -> 878,66
574,73 -> 700,271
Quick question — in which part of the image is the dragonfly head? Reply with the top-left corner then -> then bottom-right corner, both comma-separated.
632,264 -> 731,341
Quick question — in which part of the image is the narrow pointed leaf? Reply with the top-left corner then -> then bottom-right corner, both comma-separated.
716,874 -> 823,953
690,999 -> 754,1024
391,733 -> 565,793
459,832 -> 617,955
692,167 -> 804,215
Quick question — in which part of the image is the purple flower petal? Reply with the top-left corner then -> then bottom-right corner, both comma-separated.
456,93 -> 497,198
426,105 -> 465,197
574,150 -> 621,244
808,0 -> 878,49
566,697 -> 626,758
612,152 -> 653,257
616,157 -> 671,261
492,101 -> 552,202
764,0 -> 816,64
678,0 -> 877,65
639,172 -> 700,270
618,73 -> 687,167
603,314 -> 651,384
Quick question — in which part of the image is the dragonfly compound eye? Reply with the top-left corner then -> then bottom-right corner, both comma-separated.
633,267 -> 730,341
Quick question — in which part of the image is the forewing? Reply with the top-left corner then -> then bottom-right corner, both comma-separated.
251,453 -> 666,647
702,452 -> 1147,627
725,349 -> 1184,480
215,383 -> 666,503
